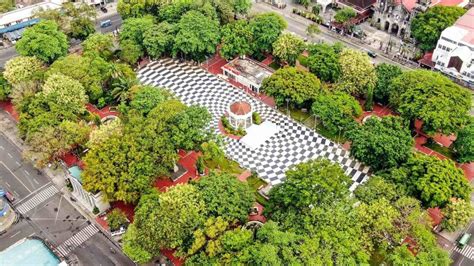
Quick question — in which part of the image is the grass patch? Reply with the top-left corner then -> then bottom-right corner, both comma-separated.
279,107 -> 311,123
424,141 -> 455,160
269,61 -> 281,70
247,175 -> 268,206
205,157 -> 244,175
297,54 -> 309,68
315,124 -> 347,144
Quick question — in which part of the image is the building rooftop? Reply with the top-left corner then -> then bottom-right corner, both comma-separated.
0,1 -> 62,27
223,57 -> 273,86
230,101 -> 252,116
337,0 -> 376,12
441,8 -> 474,45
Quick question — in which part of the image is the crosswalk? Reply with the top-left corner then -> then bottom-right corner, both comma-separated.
55,224 -> 99,257
453,245 -> 474,261
15,185 -> 59,214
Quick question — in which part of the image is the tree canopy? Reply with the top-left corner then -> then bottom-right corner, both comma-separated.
220,20 -> 253,60
143,22 -> 175,59
389,70 -> 471,135
306,43 -> 342,83
384,154 -> 471,207
453,122 -> 474,163
272,33 -> 305,66
261,67 -> 322,107
173,10 -> 221,61
3,56 -> 44,86
411,6 -> 466,51
129,85 -> 170,115
82,33 -> 115,60
15,20 -> 68,64
338,49 -> 377,96
249,12 -> 287,58
441,198 -> 474,232
374,63 -> 403,104
348,116 -> 413,171
312,91 -> 361,134
195,172 -> 254,222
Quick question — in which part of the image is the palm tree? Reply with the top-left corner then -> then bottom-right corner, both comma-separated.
110,76 -> 137,103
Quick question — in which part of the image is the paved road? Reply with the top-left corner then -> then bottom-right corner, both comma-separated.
0,133 -> 133,265
251,3 -> 412,70
451,220 -> 474,266
0,13 -> 122,68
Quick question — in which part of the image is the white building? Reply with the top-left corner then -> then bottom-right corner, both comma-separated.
432,8 -> 474,86
221,57 -> 274,94
68,166 -> 110,214
0,0 -> 64,28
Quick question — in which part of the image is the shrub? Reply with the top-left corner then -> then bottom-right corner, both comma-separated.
108,209 -> 128,231
253,112 -> 262,125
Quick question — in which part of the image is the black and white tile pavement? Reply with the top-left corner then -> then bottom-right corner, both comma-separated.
137,59 -> 370,191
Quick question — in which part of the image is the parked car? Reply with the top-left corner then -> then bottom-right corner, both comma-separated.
100,20 -> 112,28
0,187 -> 14,203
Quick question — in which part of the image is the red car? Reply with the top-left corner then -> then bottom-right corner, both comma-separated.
4,190 -> 15,203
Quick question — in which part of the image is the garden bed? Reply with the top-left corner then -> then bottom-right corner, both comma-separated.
423,141 -> 455,160
247,174 -> 268,206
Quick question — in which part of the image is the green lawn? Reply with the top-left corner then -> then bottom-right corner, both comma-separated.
315,124 -> 347,144
205,157 -> 244,175
269,61 -> 281,70
247,175 -> 268,206
423,141 -> 455,160
297,54 -> 309,68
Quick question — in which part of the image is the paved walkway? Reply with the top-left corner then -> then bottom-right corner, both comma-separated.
138,59 -> 370,191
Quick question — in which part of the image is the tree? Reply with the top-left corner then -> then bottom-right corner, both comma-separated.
82,111 -> 177,203
120,16 -> 155,50
306,43 -> 341,83
311,91 -> 362,134
3,56 -> 44,86
220,20 -> 253,60
453,122 -> 474,163
298,0 -> 310,9
0,73 -> 11,101
87,119 -> 123,148
373,63 -> 403,104
232,0 -> 252,15
267,159 -> 352,216
42,74 -> 88,112
195,172 -> 254,222
334,7 -> 356,33
261,67 -> 322,107
123,185 -> 206,258
169,106 -> 212,150
107,209 -> 129,231
201,141 -> 227,169
442,198 -> 474,232
82,33 -> 115,60
348,116 -> 413,171
47,54 -> 110,101
272,33 -> 306,66
119,39 -> 144,65
411,6 -> 466,51
249,12 -> 287,58
305,24 -> 321,38
389,70 -> 471,135
385,154 -> 471,207
24,121 -> 90,167
70,16 -> 95,40
0,0 -> 14,13
129,85 -> 170,115
143,22 -> 175,59
354,175 -> 402,204
338,49 -> 377,97
173,10 -> 221,61
16,20 -> 68,64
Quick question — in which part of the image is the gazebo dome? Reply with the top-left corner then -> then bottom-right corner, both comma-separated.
228,101 -> 253,129
230,101 -> 252,116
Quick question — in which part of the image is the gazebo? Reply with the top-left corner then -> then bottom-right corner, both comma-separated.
228,101 -> 253,129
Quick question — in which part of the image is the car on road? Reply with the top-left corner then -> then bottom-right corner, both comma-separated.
100,20 -> 112,28
457,233 -> 472,249
0,187 -> 15,203
366,50 -> 377,58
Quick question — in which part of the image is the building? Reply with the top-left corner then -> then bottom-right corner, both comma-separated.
432,8 -> 474,86
228,101 -> 253,129
373,0 -> 469,39
336,0 -> 377,13
68,166 -> 110,213
221,57 -> 274,94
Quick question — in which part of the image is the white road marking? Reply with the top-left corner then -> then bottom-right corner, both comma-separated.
32,178 -> 39,185
9,231 -> 21,238
13,182 -> 51,206
0,161 -> 32,193
5,182 -> 11,187
24,170 -> 30,176
7,153 -> 12,158
15,161 -> 20,166
55,224 -> 99,257
15,185 -> 59,215
0,145 -> 4,150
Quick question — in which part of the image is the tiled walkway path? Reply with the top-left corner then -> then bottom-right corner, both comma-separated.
138,59 -> 370,191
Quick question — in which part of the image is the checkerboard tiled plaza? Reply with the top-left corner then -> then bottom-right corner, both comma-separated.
138,59 -> 370,191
